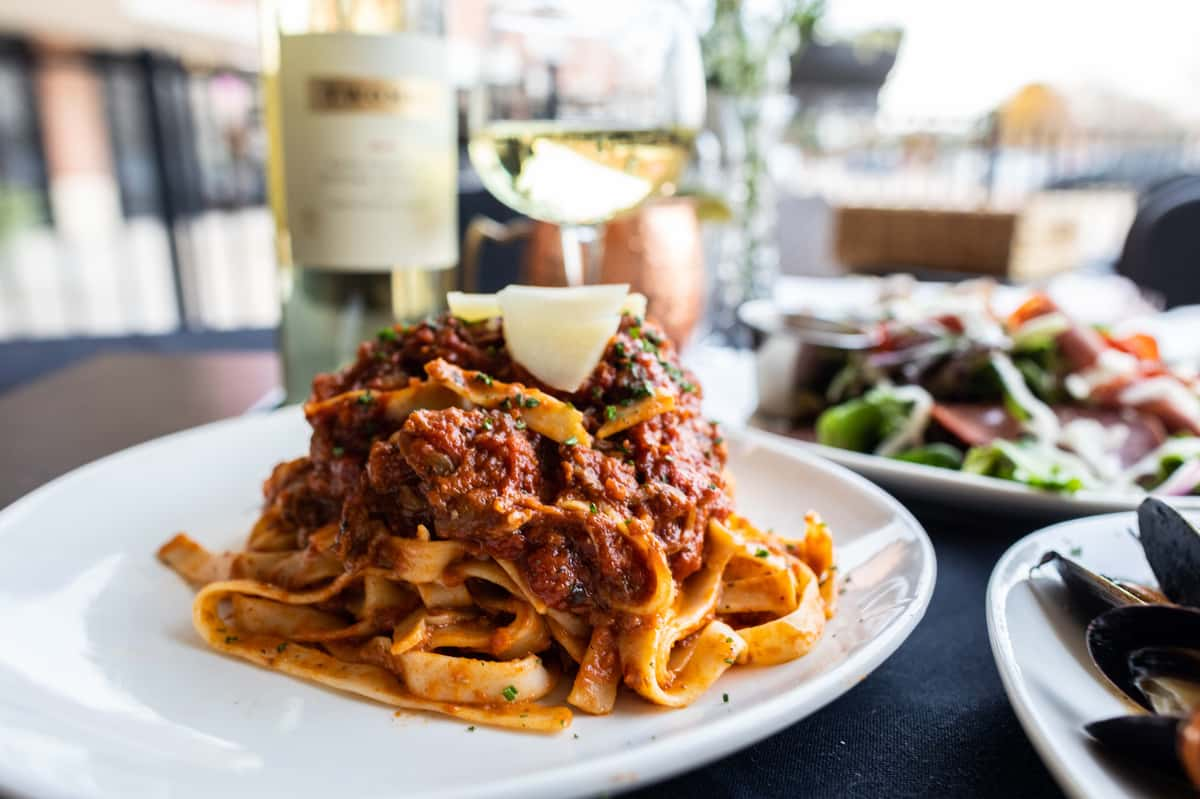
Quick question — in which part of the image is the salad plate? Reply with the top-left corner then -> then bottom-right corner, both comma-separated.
739,275 -> 1200,518
783,437 -> 1200,517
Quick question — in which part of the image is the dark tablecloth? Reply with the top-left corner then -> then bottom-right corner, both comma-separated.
0,354 -> 1065,799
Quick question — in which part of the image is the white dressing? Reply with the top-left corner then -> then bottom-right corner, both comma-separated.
874,385 -> 934,458
1064,348 -> 1140,400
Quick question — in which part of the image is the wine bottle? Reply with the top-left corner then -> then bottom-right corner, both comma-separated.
261,0 -> 458,402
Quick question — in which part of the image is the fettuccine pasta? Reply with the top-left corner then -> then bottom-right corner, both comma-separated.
159,307 -> 835,732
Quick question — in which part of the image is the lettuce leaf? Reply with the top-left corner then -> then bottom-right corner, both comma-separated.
963,440 -> 1088,493
893,443 -> 964,470
815,388 -> 913,453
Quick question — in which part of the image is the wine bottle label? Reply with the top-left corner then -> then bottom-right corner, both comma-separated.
279,32 -> 457,271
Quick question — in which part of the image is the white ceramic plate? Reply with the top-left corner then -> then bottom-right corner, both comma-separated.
788,440 -> 1200,519
0,410 -> 935,799
987,513 -> 1192,799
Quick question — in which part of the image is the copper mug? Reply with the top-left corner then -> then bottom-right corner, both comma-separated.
463,198 -> 705,346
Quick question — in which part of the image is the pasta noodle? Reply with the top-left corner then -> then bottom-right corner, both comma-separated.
159,309 -> 836,731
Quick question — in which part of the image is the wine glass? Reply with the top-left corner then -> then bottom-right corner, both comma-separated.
467,0 -> 706,286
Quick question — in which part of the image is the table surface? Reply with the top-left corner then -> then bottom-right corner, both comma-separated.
0,352 -> 1065,799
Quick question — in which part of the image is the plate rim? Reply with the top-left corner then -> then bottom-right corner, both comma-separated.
768,435 -> 1200,515
984,511 -> 1134,799
0,411 -> 937,799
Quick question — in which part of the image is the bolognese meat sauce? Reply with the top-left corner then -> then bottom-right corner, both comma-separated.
269,313 -> 730,615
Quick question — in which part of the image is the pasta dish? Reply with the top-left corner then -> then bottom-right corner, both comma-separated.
159,287 -> 837,731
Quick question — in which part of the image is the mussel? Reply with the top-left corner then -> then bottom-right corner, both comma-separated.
1087,605 -> 1200,714
1034,498 -> 1200,789
1037,498 -> 1200,615
1085,710 -> 1200,789
1082,605 -> 1200,789
1139,498 -> 1200,609
1035,550 -> 1163,617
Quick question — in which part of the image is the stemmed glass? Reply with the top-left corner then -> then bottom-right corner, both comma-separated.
467,0 -> 706,286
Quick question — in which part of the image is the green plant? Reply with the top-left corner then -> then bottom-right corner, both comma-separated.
701,0 -> 825,96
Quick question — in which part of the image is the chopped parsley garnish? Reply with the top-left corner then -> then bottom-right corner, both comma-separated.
500,397 -> 512,410
639,338 -> 658,353
724,658 -> 735,664
709,483 -> 719,491
1070,545 -> 1083,557
625,518 -> 635,527
629,326 -> 642,339
605,405 -> 618,421
589,502 -> 598,513
523,397 -> 540,408
680,381 -> 696,393
481,418 -> 493,430
514,419 -> 527,430
376,327 -> 397,342
332,446 -> 345,457
501,685 -> 519,702
714,436 -> 724,445
357,391 -> 374,405
613,341 -> 628,359
632,381 -> 653,399
374,350 -> 387,361
722,693 -> 729,704
592,386 -> 604,400
225,636 -> 238,644
474,372 -> 493,386
564,436 -> 578,446
467,726 -> 476,732
725,636 -> 733,644
573,734 -> 579,739
276,642 -> 288,653
755,548 -> 770,558
643,330 -> 662,346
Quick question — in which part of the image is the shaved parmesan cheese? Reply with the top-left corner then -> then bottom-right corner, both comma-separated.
504,312 -> 620,391
622,292 -> 648,319
497,284 -> 629,322
447,292 -> 501,322
450,287 -> 646,323
447,285 -> 645,392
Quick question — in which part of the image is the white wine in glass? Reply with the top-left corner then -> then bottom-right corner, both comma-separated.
469,123 -> 697,226
467,1 -> 705,285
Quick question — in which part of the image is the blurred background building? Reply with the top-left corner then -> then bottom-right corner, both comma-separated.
1,0 -> 1198,360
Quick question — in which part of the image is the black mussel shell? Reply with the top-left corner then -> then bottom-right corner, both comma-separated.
1087,605 -> 1200,711
1036,550 -> 1155,617
1131,646 -> 1200,685
1085,714 -> 1185,778
1138,498 -> 1200,608
1130,647 -> 1200,716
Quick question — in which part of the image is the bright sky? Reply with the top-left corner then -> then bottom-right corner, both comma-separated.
823,0 -> 1200,123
